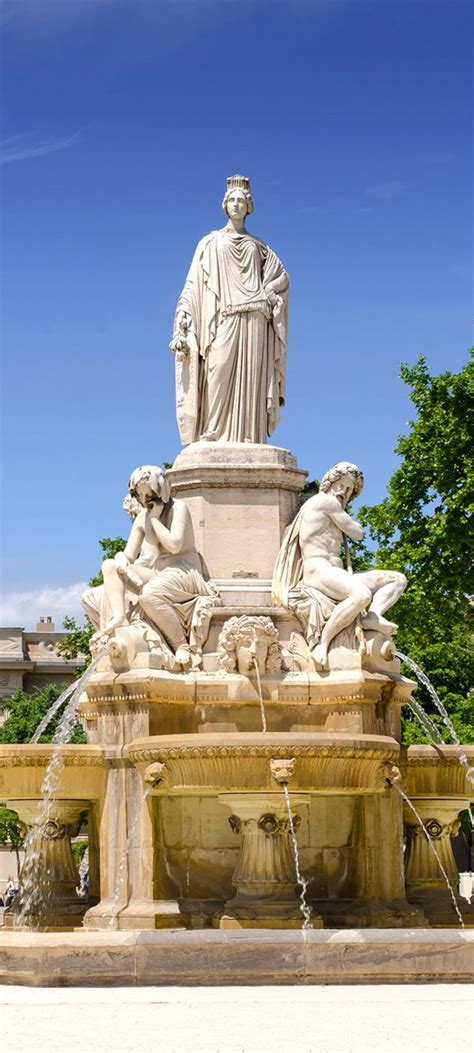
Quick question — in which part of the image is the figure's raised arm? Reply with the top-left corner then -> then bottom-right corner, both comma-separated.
319,493 -> 364,541
148,500 -> 188,556
116,512 -> 146,569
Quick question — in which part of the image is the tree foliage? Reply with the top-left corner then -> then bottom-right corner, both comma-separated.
58,536 -> 127,663
0,683 -> 86,745
0,805 -> 23,879
358,354 -> 473,742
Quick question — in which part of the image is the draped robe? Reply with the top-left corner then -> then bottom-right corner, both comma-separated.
173,228 -> 289,445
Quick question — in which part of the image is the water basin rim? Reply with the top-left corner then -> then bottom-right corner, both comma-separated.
0,744 -> 106,768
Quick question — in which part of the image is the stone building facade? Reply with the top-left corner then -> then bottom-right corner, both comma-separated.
0,618 -> 82,719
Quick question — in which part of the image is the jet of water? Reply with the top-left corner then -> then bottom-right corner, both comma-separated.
393,783 -> 465,928
252,657 -> 267,733
405,695 -> 444,745
31,653 -> 103,744
109,786 -> 151,929
16,654 -> 104,927
30,681 -> 77,744
396,651 -> 474,797
282,783 -> 312,929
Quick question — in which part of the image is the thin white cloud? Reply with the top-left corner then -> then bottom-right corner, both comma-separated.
0,582 -> 88,630
0,132 -> 79,166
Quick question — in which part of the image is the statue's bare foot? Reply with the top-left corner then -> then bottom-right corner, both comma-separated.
175,643 -> 192,670
311,643 -> 328,670
362,612 -> 398,635
103,615 -> 128,636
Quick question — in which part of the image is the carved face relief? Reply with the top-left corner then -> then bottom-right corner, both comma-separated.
217,615 -> 282,676
235,631 -> 268,676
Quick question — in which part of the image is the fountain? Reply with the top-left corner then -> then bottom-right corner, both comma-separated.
0,174 -> 473,985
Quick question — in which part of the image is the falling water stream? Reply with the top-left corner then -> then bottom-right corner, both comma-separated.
393,784 -> 465,928
250,660 -> 312,928
109,786 -> 151,929
15,654 -> 104,926
396,651 -> 474,797
282,783 -> 312,929
404,694 -> 444,745
31,680 -> 78,744
252,658 -> 267,732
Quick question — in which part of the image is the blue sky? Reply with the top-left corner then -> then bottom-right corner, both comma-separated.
1,0 -> 471,628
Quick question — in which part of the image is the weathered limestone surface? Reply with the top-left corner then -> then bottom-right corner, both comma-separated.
0,929 -> 472,986
168,443 -> 307,580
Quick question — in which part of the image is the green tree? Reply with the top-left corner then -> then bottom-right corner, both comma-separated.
0,805 -> 24,879
58,536 -> 127,663
0,683 -> 86,745
358,353 -> 474,742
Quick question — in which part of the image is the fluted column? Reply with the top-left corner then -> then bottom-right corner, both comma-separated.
217,793 -> 321,928
404,798 -> 473,925
4,799 -> 89,930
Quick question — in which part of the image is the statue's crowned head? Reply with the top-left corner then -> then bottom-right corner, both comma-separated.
222,174 -> 254,217
319,462 -> 364,504
128,465 -> 171,508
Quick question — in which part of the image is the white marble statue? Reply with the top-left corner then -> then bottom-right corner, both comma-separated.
169,175 -> 289,445
272,461 -> 407,670
82,466 -> 219,669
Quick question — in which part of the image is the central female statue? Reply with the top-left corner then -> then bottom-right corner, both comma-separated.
170,175 -> 289,445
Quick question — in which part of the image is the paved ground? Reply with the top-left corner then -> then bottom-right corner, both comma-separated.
1,984 -> 472,1053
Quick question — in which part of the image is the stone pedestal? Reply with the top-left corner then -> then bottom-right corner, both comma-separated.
343,790 -> 426,928
404,798 -> 474,926
4,799 -> 88,930
217,792 -> 320,929
168,443 -> 306,581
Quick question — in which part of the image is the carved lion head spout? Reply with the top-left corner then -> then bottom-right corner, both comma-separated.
143,761 -> 168,788
217,615 -> 282,677
383,761 -> 402,788
270,758 -> 296,784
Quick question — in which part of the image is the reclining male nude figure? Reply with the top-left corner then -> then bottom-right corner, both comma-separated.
273,461 -> 407,669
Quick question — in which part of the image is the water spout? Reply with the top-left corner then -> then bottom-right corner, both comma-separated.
396,651 -> 474,796
31,652 -> 103,744
30,681 -> 77,744
109,786 -> 150,930
282,783 -> 312,930
252,657 -> 267,732
15,654 -> 104,926
393,783 -> 465,928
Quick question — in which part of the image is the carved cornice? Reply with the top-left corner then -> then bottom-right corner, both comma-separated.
0,748 -> 106,768
168,466 -> 307,493
128,743 -> 399,764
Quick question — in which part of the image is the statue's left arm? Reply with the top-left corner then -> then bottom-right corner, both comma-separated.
261,244 -> 289,301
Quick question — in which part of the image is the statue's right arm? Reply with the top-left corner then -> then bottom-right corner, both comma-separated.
319,494 -> 364,541
120,513 -> 145,565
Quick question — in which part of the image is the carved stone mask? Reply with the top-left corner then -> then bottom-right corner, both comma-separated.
235,632 -> 269,676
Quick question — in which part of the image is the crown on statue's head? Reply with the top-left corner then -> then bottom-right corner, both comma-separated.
226,174 -> 251,193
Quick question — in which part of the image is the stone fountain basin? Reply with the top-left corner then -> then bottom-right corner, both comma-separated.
0,745 -> 107,802
403,744 -> 474,799
127,732 -> 399,796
